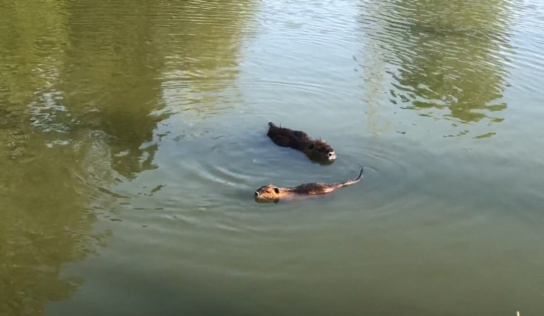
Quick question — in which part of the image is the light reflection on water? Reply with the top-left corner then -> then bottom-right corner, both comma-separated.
0,0 -> 544,315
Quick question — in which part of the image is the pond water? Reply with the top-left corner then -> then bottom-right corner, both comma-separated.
1,0 -> 544,315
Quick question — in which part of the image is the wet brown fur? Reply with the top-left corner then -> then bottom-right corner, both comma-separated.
267,122 -> 336,163
254,168 -> 364,203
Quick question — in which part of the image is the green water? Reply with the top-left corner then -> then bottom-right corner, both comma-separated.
1,0 -> 543,315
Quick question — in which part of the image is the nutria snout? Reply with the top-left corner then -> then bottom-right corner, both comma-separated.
254,168 -> 364,203
267,122 -> 336,163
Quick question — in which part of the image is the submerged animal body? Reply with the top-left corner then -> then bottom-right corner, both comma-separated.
254,168 -> 364,203
267,122 -> 336,163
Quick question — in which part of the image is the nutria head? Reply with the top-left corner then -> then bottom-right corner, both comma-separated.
305,140 -> 336,162
254,184 -> 281,202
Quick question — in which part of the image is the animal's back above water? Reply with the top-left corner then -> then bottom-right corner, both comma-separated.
291,183 -> 337,195
266,123 -> 310,150
266,122 -> 336,163
254,168 -> 364,203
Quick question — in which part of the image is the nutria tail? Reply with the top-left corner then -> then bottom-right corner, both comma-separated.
336,168 -> 364,188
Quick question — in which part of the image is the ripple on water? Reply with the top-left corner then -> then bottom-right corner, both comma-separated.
241,78 -> 356,99
340,137 -> 428,218
121,137 -> 437,282
505,3 -> 544,97
357,0 -> 515,129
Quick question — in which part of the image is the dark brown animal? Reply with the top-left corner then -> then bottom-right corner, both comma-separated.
267,122 -> 336,163
254,168 -> 364,203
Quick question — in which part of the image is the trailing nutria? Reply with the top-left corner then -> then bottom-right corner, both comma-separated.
267,122 -> 336,163
254,168 -> 364,203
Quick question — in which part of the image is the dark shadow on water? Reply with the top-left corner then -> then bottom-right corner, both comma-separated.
0,0 -> 255,315
48,267 -> 441,316
254,197 -> 279,204
313,159 -> 335,166
48,270 -> 241,316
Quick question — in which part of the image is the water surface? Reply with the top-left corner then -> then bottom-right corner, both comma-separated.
1,0 -> 544,315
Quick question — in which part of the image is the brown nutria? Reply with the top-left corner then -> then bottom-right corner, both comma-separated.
254,168 -> 364,203
267,122 -> 336,163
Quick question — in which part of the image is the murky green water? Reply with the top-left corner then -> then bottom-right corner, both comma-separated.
1,0 -> 544,315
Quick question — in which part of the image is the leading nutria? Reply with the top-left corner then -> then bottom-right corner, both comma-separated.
254,168 -> 364,203
267,122 -> 336,163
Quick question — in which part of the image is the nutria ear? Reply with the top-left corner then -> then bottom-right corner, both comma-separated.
308,144 -> 315,150
274,188 -> 280,194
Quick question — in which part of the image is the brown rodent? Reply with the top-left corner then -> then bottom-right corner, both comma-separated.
267,122 -> 336,163
254,168 -> 364,203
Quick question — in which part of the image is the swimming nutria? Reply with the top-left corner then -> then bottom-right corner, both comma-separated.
254,168 -> 364,203
267,122 -> 336,163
